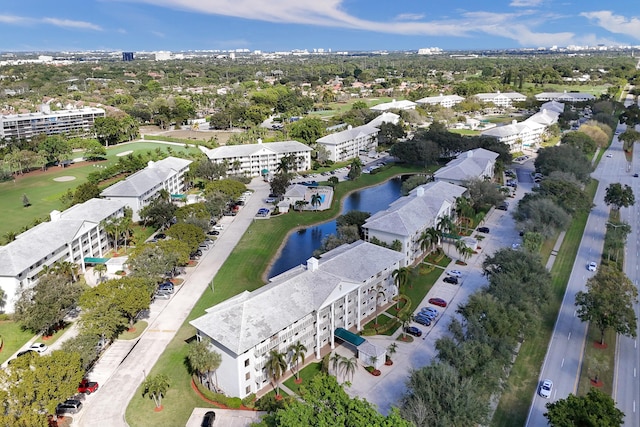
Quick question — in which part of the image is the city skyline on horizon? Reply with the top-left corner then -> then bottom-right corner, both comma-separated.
1,1 -> 639,53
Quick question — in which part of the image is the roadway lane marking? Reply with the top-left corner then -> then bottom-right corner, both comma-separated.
634,368 -> 637,377
568,332 -> 571,340
561,358 -> 565,367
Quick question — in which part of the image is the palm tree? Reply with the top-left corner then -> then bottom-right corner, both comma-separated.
418,227 -> 439,256
437,215 -> 455,255
387,343 -> 397,363
310,193 -> 323,211
101,219 -> 121,253
53,260 -> 78,282
142,374 -> 170,409
202,348 -> 223,392
187,340 -> 210,384
369,354 -> 379,369
455,196 -> 474,232
392,267 -> 411,294
287,341 -> 307,381
232,160 -> 242,175
398,311 -> 412,340
454,239 -> 469,262
375,284 -> 386,326
93,263 -> 107,282
265,349 -> 287,397
340,356 -> 357,383
3,231 -> 17,244
330,352 -> 343,380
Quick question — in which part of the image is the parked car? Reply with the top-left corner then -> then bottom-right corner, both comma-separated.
155,233 -> 166,240
404,326 -> 422,337
414,316 -> 431,327
428,297 -> 447,307
158,282 -> 174,293
446,270 -> 462,278
16,349 -> 37,358
265,197 -> 277,203
634,173 -> 639,178
199,244 -> 210,251
477,226 -> 490,233
29,343 -> 48,353
588,262 -> 597,272
443,276 -> 459,285
418,311 -> 436,321
154,291 -> 171,300
202,410 -> 216,427
78,378 -> 99,394
212,224 -> 224,231
421,307 -> 439,317
496,202 -> 509,211
207,230 -> 220,236
56,399 -> 83,415
539,379 -> 553,398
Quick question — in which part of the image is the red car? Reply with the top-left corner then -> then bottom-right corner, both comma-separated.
78,379 -> 99,394
428,297 -> 447,307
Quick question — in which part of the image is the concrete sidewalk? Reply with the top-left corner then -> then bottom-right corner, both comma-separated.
74,178 -> 271,427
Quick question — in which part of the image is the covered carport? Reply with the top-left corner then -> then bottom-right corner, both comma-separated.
334,327 -> 386,370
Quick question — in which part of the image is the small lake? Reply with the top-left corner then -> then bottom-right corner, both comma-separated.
268,177 -> 403,278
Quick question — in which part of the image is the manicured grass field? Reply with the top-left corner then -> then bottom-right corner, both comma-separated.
0,141 -> 199,240
124,165 -> 424,426
490,179 -> 598,427
283,362 -> 322,395
0,320 -> 35,364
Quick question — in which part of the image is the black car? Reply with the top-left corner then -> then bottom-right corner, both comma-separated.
158,282 -> 174,293
202,411 -> 216,427
443,276 -> 459,285
404,326 -> 422,337
478,226 -> 490,233
207,230 -> 220,236
155,233 -> 166,239
496,202 -> 509,211
16,349 -> 37,358
56,399 -> 83,415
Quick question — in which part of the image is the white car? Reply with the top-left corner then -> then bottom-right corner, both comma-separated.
606,153 -> 612,158
212,224 -> 224,231
588,262 -> 597,272
29,343 -> 48,353
446,270 -> 463,278
539,379 -> 553,398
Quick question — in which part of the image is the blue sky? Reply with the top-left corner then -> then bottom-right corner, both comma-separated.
1,1 -> 639,52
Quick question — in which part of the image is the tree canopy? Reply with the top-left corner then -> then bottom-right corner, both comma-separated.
544,388 -> 625,427
604,183 -> 635,211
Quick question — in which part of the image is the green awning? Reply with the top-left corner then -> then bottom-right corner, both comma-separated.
171,194 -> 186,199
84,257 -> 109,264
334,327 -> 365,347
262,169 -> 269,175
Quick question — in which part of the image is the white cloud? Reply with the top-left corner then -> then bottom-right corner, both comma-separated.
394,13 -> 425,22
42,18 -> 103,31
510,0 -> 545,7
112,0 -> 589,47
581,11 -> 640,40
0,14 -> 31,25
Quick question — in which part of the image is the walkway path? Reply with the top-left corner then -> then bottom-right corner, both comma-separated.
74,178 -> 271,427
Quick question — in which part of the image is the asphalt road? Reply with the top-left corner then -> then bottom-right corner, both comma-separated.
526,129 -> 636,426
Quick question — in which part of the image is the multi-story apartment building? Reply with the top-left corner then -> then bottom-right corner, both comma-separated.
415,93 -> 465,108
433,148 -> 499,187
190,240 -> 404,398
481,119 -> 546,152
0,104 -> 105,141
201,140 -> 312,178
316,124 -> 379,162
362,181 -> 467,265
0,198 -> 126,313
100,156 -> 192,222
474,91 -> 526,108
534,91 -> 595,102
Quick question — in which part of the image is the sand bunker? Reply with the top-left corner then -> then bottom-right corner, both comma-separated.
116,150 -> 134,157
53,176 -> 77,182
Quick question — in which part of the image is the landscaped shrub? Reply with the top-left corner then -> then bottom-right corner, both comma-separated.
241,394 -> 256,409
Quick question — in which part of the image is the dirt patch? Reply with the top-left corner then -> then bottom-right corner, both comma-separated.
53,176 -> 77,182
116,150 -> 134,157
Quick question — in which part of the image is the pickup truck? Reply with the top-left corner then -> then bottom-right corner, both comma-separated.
78,379 -> 99,394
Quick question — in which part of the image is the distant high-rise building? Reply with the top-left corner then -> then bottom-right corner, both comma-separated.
122,52 -> 134,61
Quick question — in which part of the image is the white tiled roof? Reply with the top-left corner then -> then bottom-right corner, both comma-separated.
367,112 -> 399,127
370,99 -> 416,111
434,148 -> 498,182
316,124 -> 379,145
0,198 -> 125,277
363,181 -> 466,236
100,156 -> 192,198
203,141 -> 312,160
415,94 -> 465,104
190,241 -> 404,355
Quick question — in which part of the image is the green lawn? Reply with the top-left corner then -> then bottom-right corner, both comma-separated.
490,180 -> 598,427
283,362 -> 322,395
0,141 -> 199,240
0,321 -> 35,364
125,164 -> 425,426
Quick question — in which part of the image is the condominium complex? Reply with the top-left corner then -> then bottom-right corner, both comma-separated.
416,93 -> 465,108
201,140 -> 312,178
474,91 -> 526,108
190,241 -> 404,398
316,124 -> 379,162
0,198 -> 126,313
0,104 -> 105,140
100,156 -> 192,222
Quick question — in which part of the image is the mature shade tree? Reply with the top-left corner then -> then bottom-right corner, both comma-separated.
61,332 -> 102,371
288,117 -> 325,144
256,374 -> 411,427
335,210 -> 371,236
619,103 -> 640,128
464,178 -> 505,212
347,157 -> 362,180
166,223 -> 206,254
175,202 -> 210,231
514,196 -> 571,238
0,350 -> 84,425
188,157 -> 227,182
536,173 -> 593,214
13,273 -> 84,336
561,131 -> 597,154
270,172 -> 293,198
82,138 -> 107,160
535,145 -> 593,183
204,178 -> 246,200
604,183 -> 635,211
37,135 -> 71,164
128,241 -> 189,279
575,265 -> 638,345
138,197 -> 177,229
203,189 -> 229,218
71,181 -> 101,206
378,121 -> 406,146
389,138 -> 439,166
579,122 -> 611,148
618,128 -> 640,152
544,388 -> 625,427
400,362 -> 488,427
93,116 -> 123,146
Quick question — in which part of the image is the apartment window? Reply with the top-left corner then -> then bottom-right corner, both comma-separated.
245,372 -> 251,380
244,359 -> 250,367
246,386 -> 251,394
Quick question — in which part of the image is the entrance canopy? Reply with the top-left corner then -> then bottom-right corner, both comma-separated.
84,257 -> 109,264
334,327 -> 365,347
